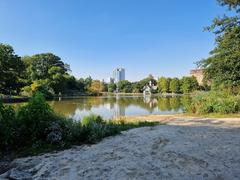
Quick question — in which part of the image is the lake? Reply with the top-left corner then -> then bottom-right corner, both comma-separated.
10,95 -> 191,120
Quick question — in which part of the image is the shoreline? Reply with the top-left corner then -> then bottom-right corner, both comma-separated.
123,113 -> 240,119
1,116 -> 240,179
2,93 -> 186,104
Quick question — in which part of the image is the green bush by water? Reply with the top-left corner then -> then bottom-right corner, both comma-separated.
186,91 -> 240,114
0,92 -> 158,156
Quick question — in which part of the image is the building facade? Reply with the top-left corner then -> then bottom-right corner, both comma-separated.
190,69 -> 204,85
113,68 -> 125,83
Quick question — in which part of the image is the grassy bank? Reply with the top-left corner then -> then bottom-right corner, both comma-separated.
0,93 -> 159,158
185,91 -> 240,115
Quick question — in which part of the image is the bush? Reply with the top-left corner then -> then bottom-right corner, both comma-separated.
186,91 -> 240,114
20,80 -> 54,98
16,92 -> 58,146
0,101 -> 18,150
0,93 -> 159,156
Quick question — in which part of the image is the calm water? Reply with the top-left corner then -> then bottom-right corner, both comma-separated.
10,95 -> 191,120
51,95 -> 190,120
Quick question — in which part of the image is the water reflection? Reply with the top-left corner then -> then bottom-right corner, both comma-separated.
49,96 -> 188,120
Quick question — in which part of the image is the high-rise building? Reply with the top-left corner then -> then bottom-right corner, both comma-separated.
113,68 -> 125,83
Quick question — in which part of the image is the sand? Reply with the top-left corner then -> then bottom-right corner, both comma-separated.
1,117 -> 240,180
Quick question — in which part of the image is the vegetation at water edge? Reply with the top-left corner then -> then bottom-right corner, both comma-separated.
0,92 -> 159,157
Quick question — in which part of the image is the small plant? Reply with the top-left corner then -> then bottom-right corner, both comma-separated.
81,114 -> 103,126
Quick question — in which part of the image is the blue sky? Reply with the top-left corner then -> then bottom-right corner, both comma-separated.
0,0 -> 226,81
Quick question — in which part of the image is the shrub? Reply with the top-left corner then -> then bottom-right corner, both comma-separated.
20,80 -> 54,98
16,92 -> 58,146
0,94 -> 159,156
186,91 -> 240,114
0,101 -> 18,150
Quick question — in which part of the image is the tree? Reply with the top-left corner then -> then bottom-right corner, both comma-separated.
21,79 -> 54,98
217,0 -> 240,10
198,0 -> 240,92
84,76 -> 92,92
158,77 -> 170,93
77,78 -> 86,92
48,66 -> 66,93
0,43 -> 25,94
169,78 -> 180,93
101,80 -> 108,92
90,80 -> 102,95
117,80 -> 133,93
181,76 -> 199,94
28,53 -> 68,81
108,82 -> 117,92
21,53 -> 71,95
21,55 -> 95,96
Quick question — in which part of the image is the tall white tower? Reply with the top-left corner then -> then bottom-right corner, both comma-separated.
113,68 -> 125,83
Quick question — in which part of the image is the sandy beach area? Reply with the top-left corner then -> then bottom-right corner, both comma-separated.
1,116 -> 240,180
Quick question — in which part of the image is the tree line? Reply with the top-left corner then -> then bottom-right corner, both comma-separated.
0,44 -> 109,97
108,75 -> 200,94
0,43 -> 201,97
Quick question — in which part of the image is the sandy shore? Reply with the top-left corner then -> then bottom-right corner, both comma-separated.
1,116 -> 240,179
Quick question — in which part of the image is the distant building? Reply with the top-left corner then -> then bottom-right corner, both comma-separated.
190,69 -> 204,85
143,80 -> 158,96
113,68 -> 125,83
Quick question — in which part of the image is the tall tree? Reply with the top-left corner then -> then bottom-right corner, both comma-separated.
0,44 -> 25,94
158,77 -> 170,93
198,0 -> 240,91
29,53 -> 68,80
181,76 -> 199,94
21,53 -> 70,95
169,78 -> 180,93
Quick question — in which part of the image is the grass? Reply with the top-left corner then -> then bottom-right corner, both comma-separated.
184,113 -> 240,118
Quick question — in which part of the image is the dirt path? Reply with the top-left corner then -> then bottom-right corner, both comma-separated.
1,117 -> 240,180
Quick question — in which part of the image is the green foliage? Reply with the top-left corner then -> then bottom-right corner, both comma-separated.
0,94 -> 159,155
48,66 -> 66,93
16,92 -> 57,146
108,82 -> 117,92
21,80 -> 54,98
217,0 -> 240,11
0,101 -> 18,150
181,76 -> 199,94
181,96 -> 192,112
169,78 -> 180,93
158,77 -> 171,93
101,81 -> 108,92
84,76 -> 93,92
198,0 -> 240,91
28,53 -> 68,80
0,43 -> 25,95
186,91 -> 240,114
22,53 -> 69,95
81,114 -> 103,126
117,80 -> 133,93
